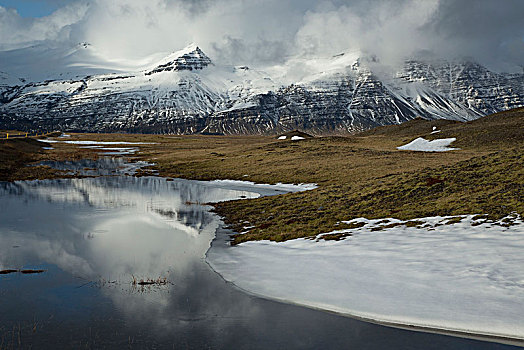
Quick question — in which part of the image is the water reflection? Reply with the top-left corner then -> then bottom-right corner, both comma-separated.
0,177 -> 260,280
35,158 -> 154,176
0,173 -> 518,349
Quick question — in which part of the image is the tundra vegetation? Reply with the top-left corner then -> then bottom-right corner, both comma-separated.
1,108 -> 522,244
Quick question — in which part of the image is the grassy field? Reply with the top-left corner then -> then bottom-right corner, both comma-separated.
0,138 -> 65,181
1,108 -> 522,243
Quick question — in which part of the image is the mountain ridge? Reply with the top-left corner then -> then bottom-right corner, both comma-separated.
0,44 -> 522,134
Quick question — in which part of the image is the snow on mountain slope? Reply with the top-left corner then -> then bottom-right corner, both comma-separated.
0,43 -> 522,134
396,60 -> 523,117
0,42 -> 126,83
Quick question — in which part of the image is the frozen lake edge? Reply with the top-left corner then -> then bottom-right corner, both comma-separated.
207,214 -> 524,347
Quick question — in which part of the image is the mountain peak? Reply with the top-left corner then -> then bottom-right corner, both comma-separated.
182,42 -> 199,52
145,44 -> 212,75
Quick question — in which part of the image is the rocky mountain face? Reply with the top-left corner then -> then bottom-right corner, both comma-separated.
397,60 -> 523,116
145,46 -> 212,75
0,45 -> 522,134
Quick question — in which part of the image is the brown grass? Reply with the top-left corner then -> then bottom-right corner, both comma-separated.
1,108 -> 522,244
0,136 -> 104,181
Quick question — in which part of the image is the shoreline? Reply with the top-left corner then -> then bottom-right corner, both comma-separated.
3,150 -> 522,347
206,224 -> 524,348
3,132 -> 523,347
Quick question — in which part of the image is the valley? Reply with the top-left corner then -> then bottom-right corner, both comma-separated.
2,107 -> 522,243
1,94 -> 523,348
1,1 -> 523,347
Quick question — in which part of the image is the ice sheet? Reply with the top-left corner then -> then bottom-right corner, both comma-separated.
208,215 -> 524,340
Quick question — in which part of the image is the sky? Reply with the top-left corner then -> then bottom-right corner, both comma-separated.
0,0 -> 523,72
0,0 -> 63,17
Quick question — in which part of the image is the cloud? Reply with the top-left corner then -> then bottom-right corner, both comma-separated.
425,0 -> 524,71
75,0 -> 313,65
296,1 -> 440,60
0,2 -> 89,48
293,0 -> 524,71
0,0 -> 523,71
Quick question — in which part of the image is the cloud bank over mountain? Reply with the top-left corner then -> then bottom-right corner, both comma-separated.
0,0 -> 523,71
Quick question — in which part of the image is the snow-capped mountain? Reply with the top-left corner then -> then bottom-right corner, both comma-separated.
0,44 -> 522,134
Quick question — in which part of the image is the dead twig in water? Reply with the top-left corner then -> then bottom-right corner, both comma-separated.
20,269 -> 45,274
1,269 -> 46,275
139,277 -> 169,286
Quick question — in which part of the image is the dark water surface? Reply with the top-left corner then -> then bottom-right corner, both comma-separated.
0,160 -> 519,349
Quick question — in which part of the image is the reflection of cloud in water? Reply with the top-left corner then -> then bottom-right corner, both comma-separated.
0,176 -> 258,302
0,177 -> 219,334
1,175 -> 485,348
86,213 -> 220,278
0,233 -> 95,277
0,175 -> 324,341
106,261 -> 268,340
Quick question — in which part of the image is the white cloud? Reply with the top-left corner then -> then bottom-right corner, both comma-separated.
0,0 -> 523,71
76,0 -> 309,64
0,3 -> 89,49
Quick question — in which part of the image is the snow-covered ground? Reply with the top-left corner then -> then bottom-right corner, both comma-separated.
96,147 -> 139,155
208,214 -> 524,341
210,180 -> 317,193
38,139 -> 153,155
397,137 -> 459,152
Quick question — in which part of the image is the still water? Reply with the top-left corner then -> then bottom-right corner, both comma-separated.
0,160 -> 518,349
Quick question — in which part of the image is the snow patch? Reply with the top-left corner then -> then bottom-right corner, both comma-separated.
208,214 -> 524,340
278,136 -> 287,140
219,102 -> 257,113
397,137 -> 458,152
291,136 -> 305,141
210,180 -> 317,192
97,147 -> 139,155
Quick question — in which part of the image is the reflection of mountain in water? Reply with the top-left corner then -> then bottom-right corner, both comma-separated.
35,157 -> 152,176
0,176 -> 260,280
0,172 -> 511,348
0,173 -> 267,338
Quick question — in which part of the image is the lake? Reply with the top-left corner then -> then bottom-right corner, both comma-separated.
0,158 -> 518,349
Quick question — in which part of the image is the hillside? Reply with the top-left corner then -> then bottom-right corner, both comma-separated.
361,107 -> 524,149
211,108 -> 524,243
